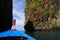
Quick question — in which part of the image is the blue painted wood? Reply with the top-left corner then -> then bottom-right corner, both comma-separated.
0,30 -> 35,40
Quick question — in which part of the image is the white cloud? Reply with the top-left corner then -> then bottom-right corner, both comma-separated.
13,9 -> 25,31
13,0 -> 26,31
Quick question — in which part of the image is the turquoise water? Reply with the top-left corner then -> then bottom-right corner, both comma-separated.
25,31 -> 60,40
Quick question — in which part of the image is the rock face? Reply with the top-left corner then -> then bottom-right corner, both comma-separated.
24,0 -> 60,31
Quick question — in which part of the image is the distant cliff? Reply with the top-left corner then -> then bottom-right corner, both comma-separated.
24,0 -> 60,31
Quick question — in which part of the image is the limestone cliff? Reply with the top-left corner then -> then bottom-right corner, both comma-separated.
24,0 -> 60,31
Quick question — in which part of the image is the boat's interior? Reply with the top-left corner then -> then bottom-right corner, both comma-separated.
0,36 -> 28,40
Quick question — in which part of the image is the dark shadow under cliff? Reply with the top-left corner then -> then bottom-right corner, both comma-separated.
24,20 -> 34,31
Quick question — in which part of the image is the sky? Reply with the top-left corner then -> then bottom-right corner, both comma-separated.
13,0 -> 26,31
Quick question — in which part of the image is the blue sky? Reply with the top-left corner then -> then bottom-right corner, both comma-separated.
13,0 -> 26,31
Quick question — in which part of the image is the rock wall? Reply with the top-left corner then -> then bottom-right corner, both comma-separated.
24,0 -> 60,31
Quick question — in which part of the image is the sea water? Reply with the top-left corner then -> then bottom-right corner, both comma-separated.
25,30 -> 60,40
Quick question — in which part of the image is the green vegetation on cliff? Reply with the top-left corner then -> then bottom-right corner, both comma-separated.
27,0 -> 44,12
26,0 -> 54,15
31,0 -> 44,10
